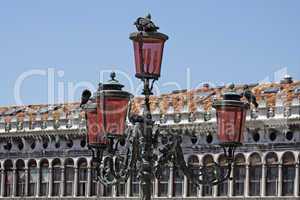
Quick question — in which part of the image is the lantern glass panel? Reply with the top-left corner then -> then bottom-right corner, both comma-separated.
101,97 -> 130,136
133,38 -> 165,79
216,106 -> 246,144
87,109 -> 108,146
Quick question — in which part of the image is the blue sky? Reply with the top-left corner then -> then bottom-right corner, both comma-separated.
0,0 -> 299,106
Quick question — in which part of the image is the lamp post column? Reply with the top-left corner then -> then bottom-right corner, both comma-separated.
139,81 -> 154,200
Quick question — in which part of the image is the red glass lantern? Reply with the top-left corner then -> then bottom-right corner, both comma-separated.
213,92 -> 249,147
130,32 -> 168,80
84,73 -> 132,147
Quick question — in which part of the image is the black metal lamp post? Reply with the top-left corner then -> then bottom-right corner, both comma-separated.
81,14 -> 249,200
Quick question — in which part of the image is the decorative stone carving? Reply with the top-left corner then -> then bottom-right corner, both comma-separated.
52,110 -> 61,129
16,111 -> 25,130
159,114 -> 167,124
131,98 -> 143,115
149,96 -> 158,113
172,93 -> 185,113
203,111 -> 211,121
4,116 -> 11,131
28,111 -> 36,130
159,95 -> 170,114
284,106 -> 291,118
267,107 -> 275,118
250,108 -> 258,119
187,91 -> 197,113
173,113 -> 181,123
41,113 -> 48,129
188,112 -> 196,122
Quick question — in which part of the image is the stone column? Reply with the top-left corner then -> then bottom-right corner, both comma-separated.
183,176 -> 188,197
0,169 -> 5,197
168,166 -> 174,198
261,163 -> 266,196
214,185 -> 219,197
278,164 -> 282,197
96,181 -> 101,197
48,167 -> 52,197
295,163 -> 299,196
126,177 -> 131,197
12,168 -> 16,197
112,185 -> 116,197
244,164 -> 249,197
154,178 -> 158,197
228,165 -> 234,197
73,167 -> 78,197
198,173 -> 203,197
86,167 -> 91,197
1,169 -> 5,197
60,166 -> 65,197
24,168 -> 29,196
36,167 -> 40,197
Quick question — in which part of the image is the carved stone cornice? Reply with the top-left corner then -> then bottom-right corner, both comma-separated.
0,128 -> 85,139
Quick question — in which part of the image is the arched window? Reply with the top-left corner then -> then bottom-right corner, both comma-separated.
40,159 -> 49,196
266,152 -> 278,196
158,166 -> 169,197
90,160 -> 98,196
52,159 -> 62,196
4,160 -> 13,197
77,158 -> 88,196
16,160 -> 26,196
218,154 -> 228,196
187,155 -> 199,197
282,152 -> 295,196
64,158 -> 74,196
131,169 -> 139,196
249,153 -> 262,196
233,154 -> 245,196
173,166 -> 184,197
28,160 -> 38,196
202,155 -> 214,196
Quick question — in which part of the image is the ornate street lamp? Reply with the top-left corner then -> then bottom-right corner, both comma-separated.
129,14 -> 168,80
81,14 -> 250,200
84,72 -> 132,148
212,88 -> 249,180
214,91 -> 248,147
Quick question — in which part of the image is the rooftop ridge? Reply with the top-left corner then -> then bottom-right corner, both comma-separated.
0,80 -> 299,119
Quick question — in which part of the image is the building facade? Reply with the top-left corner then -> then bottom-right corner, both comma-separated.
0,76 -> 299,199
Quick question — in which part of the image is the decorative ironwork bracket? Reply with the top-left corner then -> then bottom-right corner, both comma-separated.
89,120 -> 236,187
